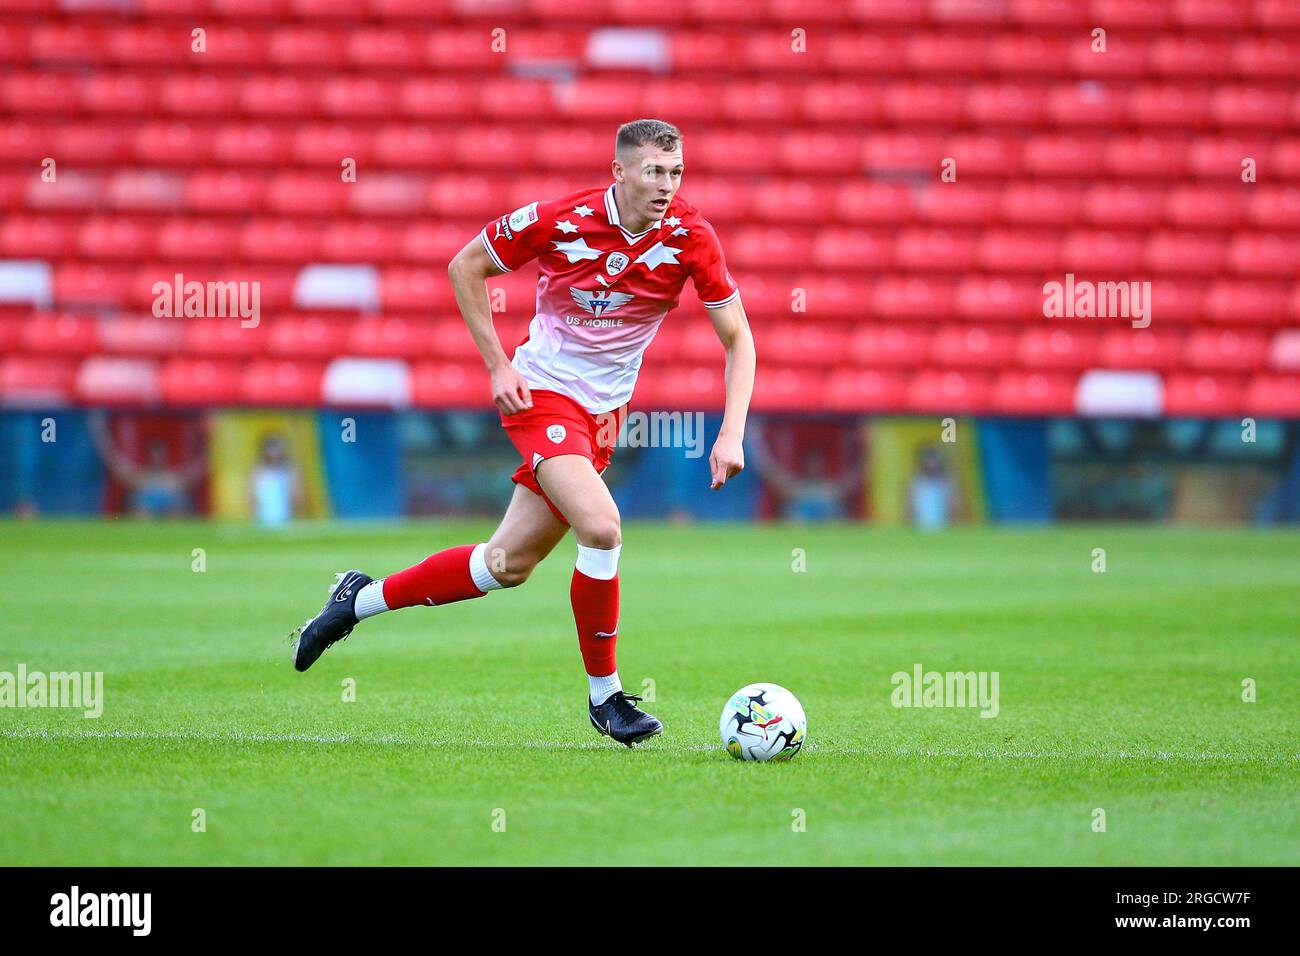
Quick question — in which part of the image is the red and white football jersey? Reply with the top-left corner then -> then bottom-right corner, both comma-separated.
478,183 -> 739,414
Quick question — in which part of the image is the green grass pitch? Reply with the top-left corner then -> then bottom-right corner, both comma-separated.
1,519 -> 1297,866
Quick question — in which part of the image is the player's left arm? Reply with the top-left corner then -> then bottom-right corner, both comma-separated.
689,216 -> 753,490
707,296 -> 756,490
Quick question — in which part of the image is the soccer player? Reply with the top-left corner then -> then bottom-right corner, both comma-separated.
290,119 -> 756,746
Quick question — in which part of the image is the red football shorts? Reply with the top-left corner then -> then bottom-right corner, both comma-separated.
501,389 -> 626,524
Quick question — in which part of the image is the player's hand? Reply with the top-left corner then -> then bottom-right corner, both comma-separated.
491,365 -> 533,415
709,433 -> 744,490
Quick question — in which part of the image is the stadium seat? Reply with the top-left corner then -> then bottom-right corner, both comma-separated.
992,371 -> 1077,414
1164,373 -> 1248,415
241,359 -> 324,406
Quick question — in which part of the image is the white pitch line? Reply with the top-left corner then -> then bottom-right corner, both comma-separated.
2,728 -> 1295,762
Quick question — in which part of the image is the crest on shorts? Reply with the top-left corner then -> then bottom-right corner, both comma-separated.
546,424 -> 567,444
605,252 -> 629,277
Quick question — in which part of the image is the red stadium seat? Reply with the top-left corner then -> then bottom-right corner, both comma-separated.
993,371 -> 1077,414
978,230 -> 1062,273
906,33 -> 989,75
1150,36 -> 1232,77
347,315 -> 434,358
157,218 -> 241,261
239,220 -> 324,263
2,213 -> 77,258
847,325 -> 930,368
1097,329 -> 1184,370
1164,373 -> 1247,415
266,172 -> 348,216
21,313 -> 99,355
1175,0 -> 1251,29
1105,135 -> 1191,179
1165,186 -> 1247,229
1228,234 -> 1300,277
242,360 -> 324,406
1246,186 -> 1300,229
1016,327 -> 1098,369
1204,280 -> 1290,324
161,75 -> 241,115
871,277 -> 957,321
967,83 -> 1049,126
895,228 -> 979,273
931,324 -> 1016,369
956,277 -> 1044,322
836,181 -> 911,225
764,323 -> 845,366
411,361 -> 488,409
1023,135 -> 1106,177
912,184 -> 1000,225
270,27 -> 350,68
907,369 -> 993,413
0,356 -> 77,404
321,221 -> 405,263
1081,184 -> 1165,229
160,358 -> 244,406
401,77 -> 482,120
824,369 -> 908,412
1047,82 -> 1128,127
5,72 -> 79,113
1211,87 -> 1291,130
1145,232 -> 1228,276
185,170 -> 267,214
77,216 -> 156,261
1129,84 -> 1212,128
1245,375 -> 1300,415
1184,329 -> 1269,371
1001,183 -> 1084,226
988,34 -> 1070,75
1060,230 -> 1144,273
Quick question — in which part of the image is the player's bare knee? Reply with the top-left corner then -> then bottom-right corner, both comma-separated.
577,516 -> 621,551
497,553 -> 542,588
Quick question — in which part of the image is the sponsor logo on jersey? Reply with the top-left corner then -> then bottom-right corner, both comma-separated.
546,424 -> 567,443
605,252 -> 629,276
508,201 -> 539,234
494,215 -> 513,241
570,287 -> 634,318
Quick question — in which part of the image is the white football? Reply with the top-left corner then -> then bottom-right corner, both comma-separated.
720,682 -> 807,762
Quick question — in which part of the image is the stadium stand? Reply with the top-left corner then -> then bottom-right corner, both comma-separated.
0,0 -> 1297,414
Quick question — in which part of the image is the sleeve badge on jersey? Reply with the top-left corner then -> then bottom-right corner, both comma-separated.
508,201 -> 539,234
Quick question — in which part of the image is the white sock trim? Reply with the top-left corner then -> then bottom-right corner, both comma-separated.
469,542 -> 504,593
354,579 -> 389,620
575,543 -> 621,580
589,671 -> 622,706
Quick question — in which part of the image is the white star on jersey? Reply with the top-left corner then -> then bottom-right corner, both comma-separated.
663,216 -> 682,227
552,236 -> 602,262
573,205 -> 595,217
671,226 -> 689,237
555,219 -> 579,234
634,241 -> 682,271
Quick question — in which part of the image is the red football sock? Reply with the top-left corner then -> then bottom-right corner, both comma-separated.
571,569 -> 619,677
382,545 -> 486,609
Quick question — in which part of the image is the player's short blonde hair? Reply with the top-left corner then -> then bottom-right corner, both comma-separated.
616,119 -> 682,156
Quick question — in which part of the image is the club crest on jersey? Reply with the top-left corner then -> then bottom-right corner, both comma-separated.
605,252 -> 629,277
546,424 -> 567,443
570,287 -> 634,318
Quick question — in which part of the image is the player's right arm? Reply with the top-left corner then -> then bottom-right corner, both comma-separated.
447,235 -> 533,414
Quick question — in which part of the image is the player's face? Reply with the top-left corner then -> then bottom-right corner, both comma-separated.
614,144 -> 683,225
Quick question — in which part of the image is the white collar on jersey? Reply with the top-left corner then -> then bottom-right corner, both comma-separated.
605,183 -> 663,245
